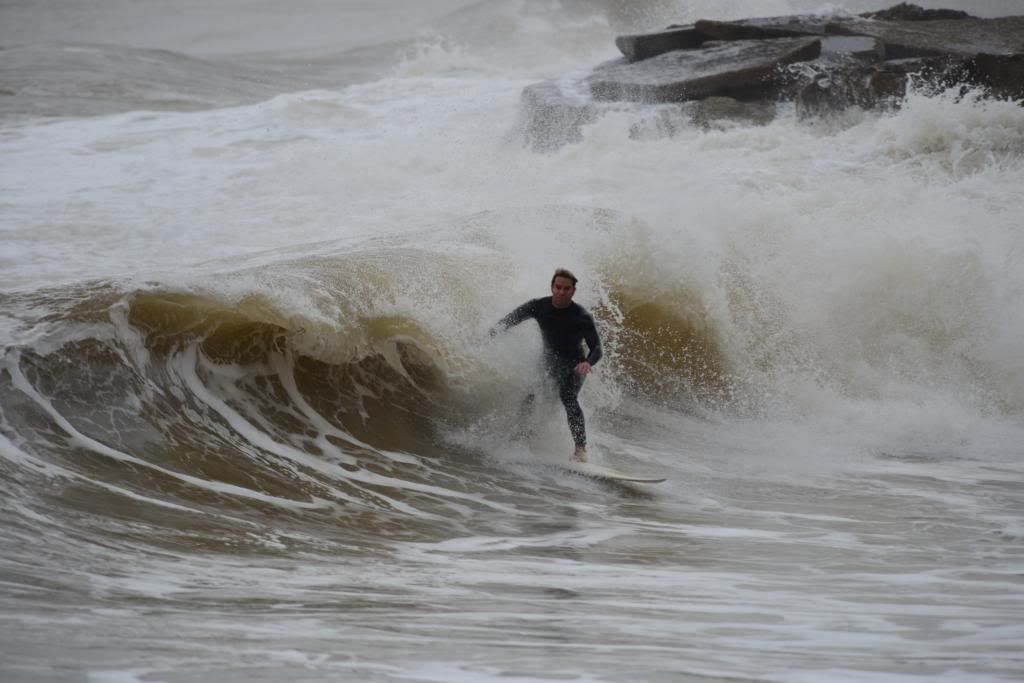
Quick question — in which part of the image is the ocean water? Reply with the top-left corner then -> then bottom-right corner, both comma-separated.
2,1 -> 1024,681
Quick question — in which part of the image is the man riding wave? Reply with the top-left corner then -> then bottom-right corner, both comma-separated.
490,268 -> 602,462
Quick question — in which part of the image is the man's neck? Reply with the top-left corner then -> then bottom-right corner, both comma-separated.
551,297 -> 573,310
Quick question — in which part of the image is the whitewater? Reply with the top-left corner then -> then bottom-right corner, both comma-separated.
2,1 -> 1023,681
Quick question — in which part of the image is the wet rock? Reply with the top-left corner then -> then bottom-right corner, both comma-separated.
795,56 -> 967,118
788,37 -> 887,116
688,96 -> 776,129
826,15 -> 1024,100
818,36 -> 884,63
861,3 -> 973,22
627,97 -> 776,139
626,107 -> 691,140
963,54 -> 1024,101
615,25 -> 705,62
794,80 -> 849,118
694,16 -> 831,41
868,57 -> 968,102
589,37 -> 822,103
826,16 -> 1024,60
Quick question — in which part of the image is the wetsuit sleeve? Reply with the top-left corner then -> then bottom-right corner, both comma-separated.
489,299 -> 538,337
583,314 -> 602,366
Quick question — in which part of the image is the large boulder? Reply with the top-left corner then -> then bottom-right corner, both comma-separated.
817,36 -> 884,63
964,54 -> 1024,101
826,15 -> 1024,100
794,56 -> 965,118
615,25 -> 705,61
589,37 -> 822,103
688,96 -> 776,129
861,3 -> 973,21
627,97 -> 777,140
694,16 -> 831,41
826,16 -> 1024,60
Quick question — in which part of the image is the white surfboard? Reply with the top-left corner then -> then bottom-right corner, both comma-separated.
562,460 -> 666,484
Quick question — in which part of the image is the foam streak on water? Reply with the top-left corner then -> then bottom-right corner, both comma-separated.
2,1 -> 1024,681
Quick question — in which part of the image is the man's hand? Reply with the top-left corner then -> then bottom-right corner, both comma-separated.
575,361 -> 592,376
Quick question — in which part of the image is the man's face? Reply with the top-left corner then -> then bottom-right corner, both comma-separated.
551,276 -> 576,308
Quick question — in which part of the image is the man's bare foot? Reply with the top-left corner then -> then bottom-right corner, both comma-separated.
573,446 -> 587,462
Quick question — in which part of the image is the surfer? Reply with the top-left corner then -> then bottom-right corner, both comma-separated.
490,268 -> 602,462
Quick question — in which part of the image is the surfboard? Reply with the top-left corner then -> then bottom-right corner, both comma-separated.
562,461 -> 666,484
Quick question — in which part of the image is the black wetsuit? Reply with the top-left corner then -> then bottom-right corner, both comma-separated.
492,297 -> 602,447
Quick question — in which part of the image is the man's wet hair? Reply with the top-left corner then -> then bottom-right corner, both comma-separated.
551,268 -> 578,287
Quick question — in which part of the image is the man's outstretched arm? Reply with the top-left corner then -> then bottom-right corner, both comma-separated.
489,299 -> 537,337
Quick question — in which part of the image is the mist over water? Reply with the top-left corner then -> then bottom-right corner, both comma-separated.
2,1 -> 1024,681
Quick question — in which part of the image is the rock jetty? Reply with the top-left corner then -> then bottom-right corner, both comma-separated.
519,3 -> 1024,150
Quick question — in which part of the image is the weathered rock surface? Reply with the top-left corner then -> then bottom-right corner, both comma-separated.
615,25 -> 705,62
817,36 -> 884,63
827,15 -> 1024,59
861,3 -> 972,21
823,15 -> 1024,101
794,56 -> 960,118
966,54 -> 1024,101
688,97 -> 776,129
694,16 -> 830,41
590,37 -> 821,103
626,97 -> 777,140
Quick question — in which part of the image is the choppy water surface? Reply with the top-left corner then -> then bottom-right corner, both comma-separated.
2,1 -> 1024,681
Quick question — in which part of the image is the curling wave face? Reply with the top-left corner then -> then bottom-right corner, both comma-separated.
0,235 -> 738,555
